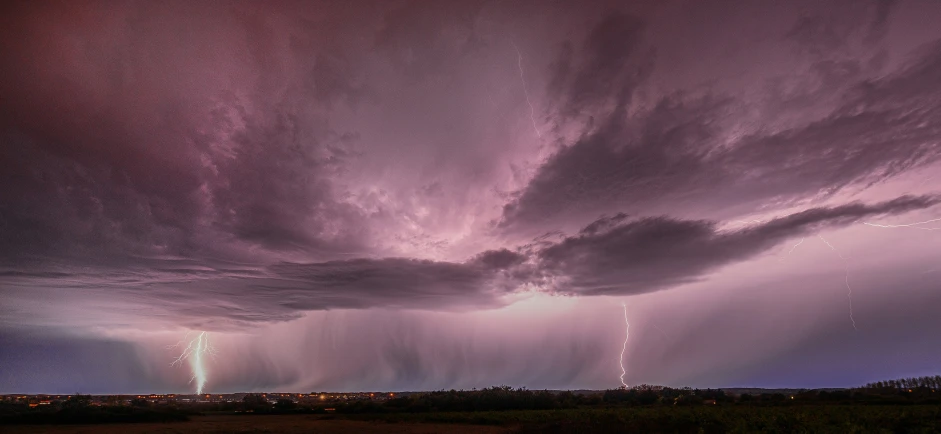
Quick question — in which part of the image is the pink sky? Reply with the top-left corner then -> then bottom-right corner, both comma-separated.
1,0 -> 941,394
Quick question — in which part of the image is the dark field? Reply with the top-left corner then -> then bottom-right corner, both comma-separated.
4,406 -> 941,434
1,414 -> 510,434
350,406 -> 941,433
6,380 -> 941,433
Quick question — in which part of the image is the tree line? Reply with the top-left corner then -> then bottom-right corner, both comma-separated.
862,375 -> 941,391
3,375 -> 941,425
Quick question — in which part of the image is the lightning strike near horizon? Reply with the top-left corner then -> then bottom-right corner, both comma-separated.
619,303 -> 630,389
817,235 -> 857,331
169,331 -> 217,394
511,41 -> 541,138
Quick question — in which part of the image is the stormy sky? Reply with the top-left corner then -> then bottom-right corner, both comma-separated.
2,0 -> 941,394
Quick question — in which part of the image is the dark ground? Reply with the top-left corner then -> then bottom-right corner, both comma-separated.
5,406 -> 941,434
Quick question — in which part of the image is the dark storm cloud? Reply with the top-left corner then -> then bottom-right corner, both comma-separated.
373,0 -> 488,80
0,1 -> 372,263
500,8 -> 941,232
0,1 -> 937,313
201,103 -> 365,252
500,93 -> 730,231
867,0 -> 898,43
0,249 -> 529,329
536,195 -> 941,296
4,196 -> 935,329
2,0 -> 941,395
470,248 -> 527,270
545,11 -> 652,119
265,256 -> 522,309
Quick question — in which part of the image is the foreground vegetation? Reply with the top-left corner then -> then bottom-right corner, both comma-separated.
331,380 -> 941,433
3,375 -> 941,432
0,395 -> 191,425
344,406 -> 941,433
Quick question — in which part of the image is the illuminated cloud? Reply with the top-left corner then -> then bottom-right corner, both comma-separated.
535,196 -> 941,296
2,0 -> 941,393
500,27 -> 941,233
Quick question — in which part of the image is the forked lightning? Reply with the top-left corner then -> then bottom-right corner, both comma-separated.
619,303 -> 630,388
169,331 -> 217,394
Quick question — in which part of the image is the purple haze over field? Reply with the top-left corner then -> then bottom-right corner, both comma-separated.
2,0 -> 941,394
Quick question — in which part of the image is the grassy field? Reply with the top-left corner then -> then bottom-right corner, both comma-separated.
1,414 -> 511,434
4,405 -> 941,433
344,405 -> 941,433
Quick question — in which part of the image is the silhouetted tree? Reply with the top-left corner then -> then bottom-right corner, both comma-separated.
274,398 -> 296,410
241,394 -> 269,411
62,394 -> 91,410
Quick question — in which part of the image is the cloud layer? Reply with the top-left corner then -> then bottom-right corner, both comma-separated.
2,0 -> 941,392
3,196 -> 936,331
537,196 -> 940,296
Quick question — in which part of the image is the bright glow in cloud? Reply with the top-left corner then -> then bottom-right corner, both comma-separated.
2,0 -> 941,394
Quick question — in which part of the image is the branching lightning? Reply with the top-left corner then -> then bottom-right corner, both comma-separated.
863,217 -> 941,231
651,323 -> 669,341
787,237 -> 805,255
817,235 -> 857,331
168,331 -> 217,394
862,214 -> 941,276
781,233 -> 857,330
511,41 -> 541,138
619,303 -> 630,389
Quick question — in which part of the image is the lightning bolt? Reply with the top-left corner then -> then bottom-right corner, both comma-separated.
169,331 -> 217,394
766,209 -> 941,330
619,303 -> 630,389
863,217 -> 941,230
862,215 -> 941,277
817,235 -> 857,331
511,41 -> 541,138
787,237 -> 805,255
651,323 -> 669,341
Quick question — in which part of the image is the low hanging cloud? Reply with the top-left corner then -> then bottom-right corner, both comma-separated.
3,196 -> 936,330
535,195 -> 940,296
0,249 -> 529,330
